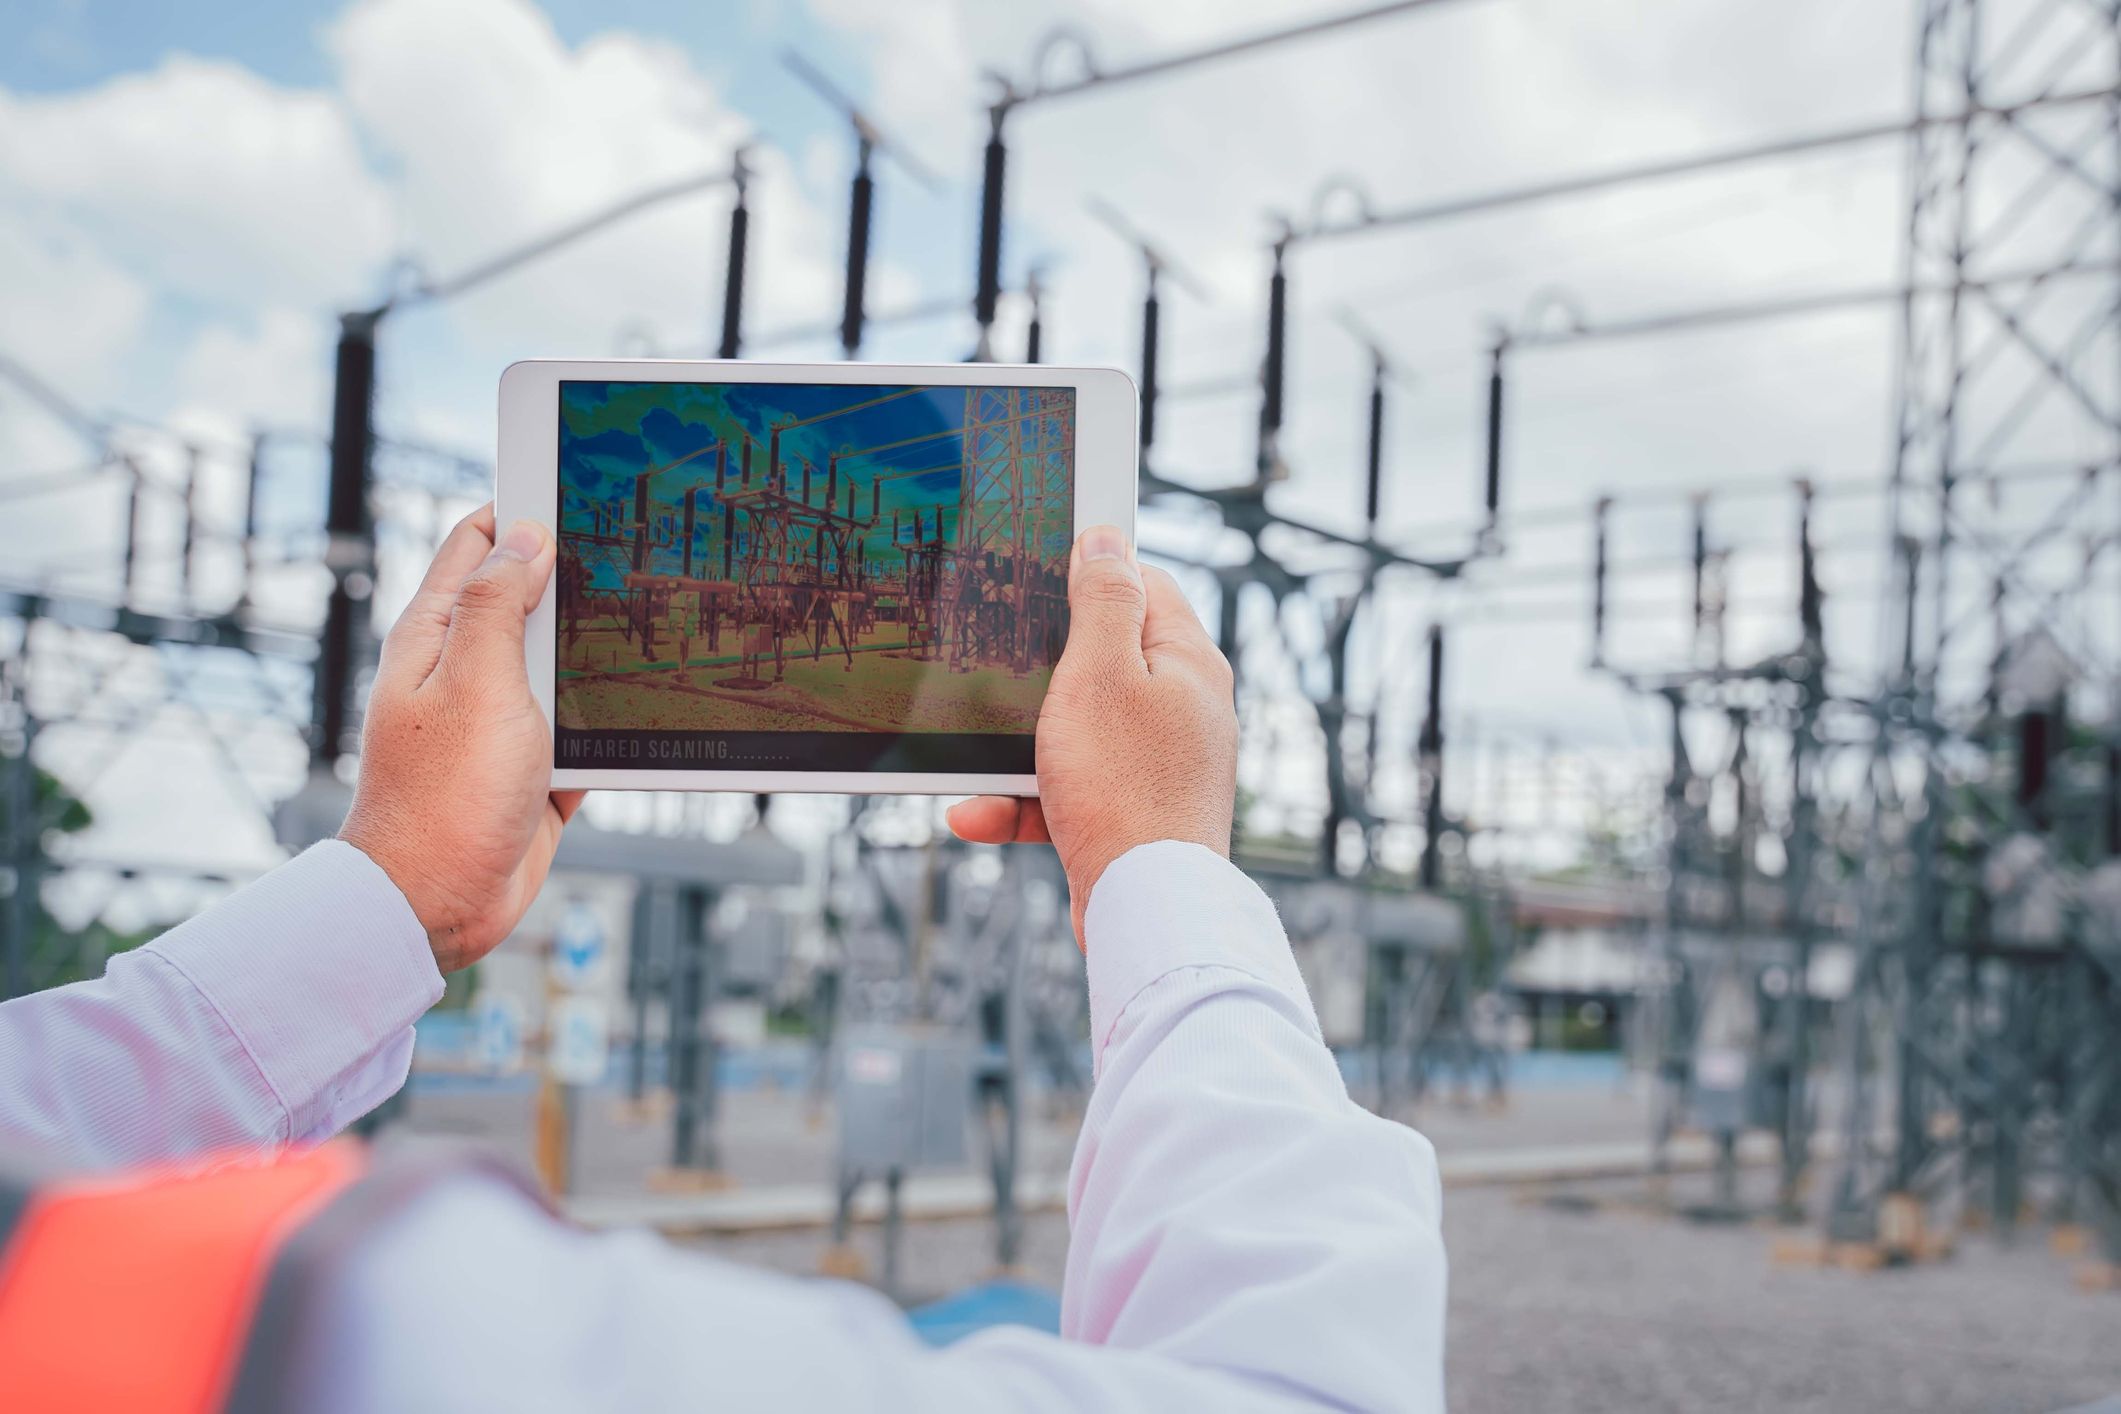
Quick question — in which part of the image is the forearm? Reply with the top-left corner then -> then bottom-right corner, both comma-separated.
1062,843 -> 1448,1412
0,843 -> 442,1167
302,1174 -> 1344,1414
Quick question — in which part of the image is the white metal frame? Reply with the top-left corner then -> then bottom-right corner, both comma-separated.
496,357 -> 1138,796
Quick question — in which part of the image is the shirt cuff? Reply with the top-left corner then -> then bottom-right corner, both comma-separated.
146,840 -> 444,1139
1082,842 -> 1319,1071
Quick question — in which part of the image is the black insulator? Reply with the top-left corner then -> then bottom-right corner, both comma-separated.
826,456 -> 838,513
1363,363 -> 1385,530
742,437 -> 753,486
244,434 -> 265,543
1025,307 -> 1043,365
1591,498 -> 1611,667
1798,485 -> 1823,643
1421,625 -> 1445,756
719,192 -> 749,360
327,317 -> 376,538
633,476 -> 651,572
1691,500 -> 1708,631
1482,343 -> 1504,521
123,469 -> 143,596
682,488 -> 698,578
716,442 -> 727,489
841,153 -> 874,358
802,460 -> 812,506
723,505 -> 735,576
180,448 -> 200,603
973,119 -> 1007,338
1419,624 -> 1446,890
870,479 -> 879,520
1261,247 -> 1287,446
1140,285 -> 1160,450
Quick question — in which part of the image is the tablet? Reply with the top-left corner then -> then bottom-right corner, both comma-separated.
496,359 -> 1138,796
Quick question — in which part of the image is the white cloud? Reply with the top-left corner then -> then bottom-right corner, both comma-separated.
327,0 -> 840,358
0,209 -> 150,401
170,307 -> 330,432
0,55 -> 394,311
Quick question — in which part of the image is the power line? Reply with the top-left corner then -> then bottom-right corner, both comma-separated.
995,0 -> 1482,110
1298,81 -> 2121,244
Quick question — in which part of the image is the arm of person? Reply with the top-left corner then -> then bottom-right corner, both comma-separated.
0,844 -> 441,1166
0,508 -> 580,1169
301,1155 -> 1415,1414
296,853 -> 1438,1414
1058,841 -> 1446,1411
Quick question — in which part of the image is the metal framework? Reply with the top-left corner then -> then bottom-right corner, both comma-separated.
1820,0 -> 2121,1263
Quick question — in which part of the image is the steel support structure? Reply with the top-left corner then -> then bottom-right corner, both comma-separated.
1824,0 -> 2121,1262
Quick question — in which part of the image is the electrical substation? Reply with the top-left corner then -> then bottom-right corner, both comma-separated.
555,384 -> 1070,735
3,0 -> 2120,1407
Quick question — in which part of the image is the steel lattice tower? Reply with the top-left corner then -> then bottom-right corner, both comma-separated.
1826,0 -> 2121,1259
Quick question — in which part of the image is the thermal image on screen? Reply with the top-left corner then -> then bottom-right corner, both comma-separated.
554,381 -> 1075,772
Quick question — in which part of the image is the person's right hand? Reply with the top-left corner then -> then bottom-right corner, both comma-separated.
947,524 -> 1237,947
339,506 -> 584,974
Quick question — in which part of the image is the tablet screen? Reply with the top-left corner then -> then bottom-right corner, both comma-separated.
553,380 -> 1073,774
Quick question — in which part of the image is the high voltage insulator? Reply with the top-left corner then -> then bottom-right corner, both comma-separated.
316,308 -> 380,768
1482,339 -> 1505,524
122,459 -> 144,599
1363,354 -> 1386,531
843,143 -> 874,358
783,51 -> 939,361
1797,479 -> 1822,646
1259,239 -> 1288,480
180,445 -> 201,609
1140,274 -> 1161,450
973,111 -> 1008,361
1087,196 -> 1209,454
1419,622 -> 1446,891
682,488 -> 699,578
1690,495 -> 1709,635
719,154 -> 752,360
1590,496 -> 1611,670
241,432 -> 266,602
1024,274 -> 1044,364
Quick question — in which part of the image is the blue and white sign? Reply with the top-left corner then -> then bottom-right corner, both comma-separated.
551,899 -> 608,990
471,993 -> 527,1076
548,995 -> 610,1086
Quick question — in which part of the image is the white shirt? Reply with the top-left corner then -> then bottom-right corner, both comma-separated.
0,839 -> 1447,1412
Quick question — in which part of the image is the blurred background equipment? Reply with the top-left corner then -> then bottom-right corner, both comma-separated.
2,0 -> 2118,1408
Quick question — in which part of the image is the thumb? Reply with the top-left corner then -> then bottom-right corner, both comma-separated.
1061,524 -> 1147,678
434,519 -> 555,691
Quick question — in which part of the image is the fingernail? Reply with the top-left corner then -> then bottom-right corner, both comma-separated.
492,520 -> 547,562
1080,524 -> 1129,562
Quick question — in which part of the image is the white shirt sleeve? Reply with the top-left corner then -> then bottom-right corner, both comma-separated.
303,841 -> 1447,1414
1062,841 -> 1448,1408
0,842 -> 444,1167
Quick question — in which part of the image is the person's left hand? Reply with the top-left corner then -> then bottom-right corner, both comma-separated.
339,504 -> 584,972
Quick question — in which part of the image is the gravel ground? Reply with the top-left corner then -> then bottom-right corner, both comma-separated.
403,1085 -> 2121,1412
688,1169 -> 2120,1414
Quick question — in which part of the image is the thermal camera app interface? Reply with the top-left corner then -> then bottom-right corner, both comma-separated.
554,381 -> 1074,773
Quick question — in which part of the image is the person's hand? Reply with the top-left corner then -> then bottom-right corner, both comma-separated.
339,505 -> 584,972
947,524 -> 1236,946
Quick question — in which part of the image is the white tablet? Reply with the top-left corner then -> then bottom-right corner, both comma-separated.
496,358 -> 1138,796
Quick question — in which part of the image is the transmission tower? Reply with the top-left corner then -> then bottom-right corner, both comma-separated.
1824,0 -> 2121,1266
